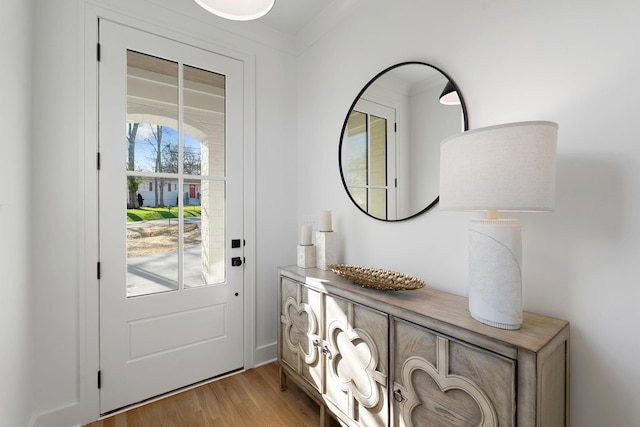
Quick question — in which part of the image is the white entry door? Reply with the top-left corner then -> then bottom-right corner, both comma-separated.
98,20 -> 244,414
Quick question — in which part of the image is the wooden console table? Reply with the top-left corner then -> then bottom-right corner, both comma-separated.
278,266 -> 569,427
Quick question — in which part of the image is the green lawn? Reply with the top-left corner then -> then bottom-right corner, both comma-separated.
126,206 -> 201,222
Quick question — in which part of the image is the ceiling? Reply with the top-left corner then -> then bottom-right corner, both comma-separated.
252,0 -> 336,35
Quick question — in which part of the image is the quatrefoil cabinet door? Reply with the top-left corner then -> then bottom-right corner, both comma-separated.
392,318 -> 516,427
279,277 -> 323,393
323,294 -> 389,426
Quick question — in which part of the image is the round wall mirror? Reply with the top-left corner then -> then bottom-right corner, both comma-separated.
338,62 -> 468,221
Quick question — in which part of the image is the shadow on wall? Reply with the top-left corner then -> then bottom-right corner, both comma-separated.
555,155 -> 625,242
569,325 -> 633,425
525,154 -> 632,424
519,154 -> 625,312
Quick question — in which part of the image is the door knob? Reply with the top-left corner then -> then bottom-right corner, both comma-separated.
231,257 -> 243,267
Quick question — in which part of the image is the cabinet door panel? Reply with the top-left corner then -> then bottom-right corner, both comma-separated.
324,294 -> 389,426
280,277 -> 323,392
393,319 -> 515,427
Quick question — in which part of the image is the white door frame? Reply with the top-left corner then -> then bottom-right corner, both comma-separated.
80,5 -> 256,423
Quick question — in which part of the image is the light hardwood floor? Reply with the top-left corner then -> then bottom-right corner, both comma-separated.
85,362 -> 333,427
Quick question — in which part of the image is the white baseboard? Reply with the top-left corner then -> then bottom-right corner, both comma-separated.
252,342 -> 277,367
29,401 -> 85,427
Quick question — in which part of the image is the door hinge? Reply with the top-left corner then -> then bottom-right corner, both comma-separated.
97,152 -> 101,170
395,178 -> 398,188
97,262 -> 101,280
97,43 -> 101,62
97,370 -> 102,389
394,122 -> 397,132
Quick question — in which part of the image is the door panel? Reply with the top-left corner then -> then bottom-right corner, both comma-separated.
392,318 -> 515,426
279,277 -> 324,393
99,20 -> 244,413
323,294 -> 389,426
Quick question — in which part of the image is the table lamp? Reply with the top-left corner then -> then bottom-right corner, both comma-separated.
440,121 -> 558,329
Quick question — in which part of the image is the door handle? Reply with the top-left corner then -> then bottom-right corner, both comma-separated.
231,257 -> 243,267
394,389 -> 406,402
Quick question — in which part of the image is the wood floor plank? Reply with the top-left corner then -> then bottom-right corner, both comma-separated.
85,363 -> 323,427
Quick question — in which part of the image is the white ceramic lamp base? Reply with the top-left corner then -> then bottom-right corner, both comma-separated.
316,231 -> 337,270
297,245 -> 316,269
468,219 -> 523,330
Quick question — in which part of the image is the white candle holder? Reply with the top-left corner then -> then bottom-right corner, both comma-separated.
297,245 -> 317,268
316,231 -> 337,270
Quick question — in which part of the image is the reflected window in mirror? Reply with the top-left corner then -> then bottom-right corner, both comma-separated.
339,62 -> 468,221
345,100 -> 396,220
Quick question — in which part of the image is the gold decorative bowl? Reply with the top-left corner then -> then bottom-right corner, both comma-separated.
328,264 -> 425,291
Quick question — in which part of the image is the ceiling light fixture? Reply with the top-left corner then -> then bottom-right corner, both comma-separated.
193,0 -> 275,21
439,81 -> 461,105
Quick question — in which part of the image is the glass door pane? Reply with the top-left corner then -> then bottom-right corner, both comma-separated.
184,179 -> 225,288
369,115 -> 388,219
183,65 -> 226,288
346,111 -> 368,213
183,65 -> 225,177
369,115 -> 387,187
345,109 -> 389,218
346,110 -> 367,187
125,50 -> 180,297
124,52 -> 228,296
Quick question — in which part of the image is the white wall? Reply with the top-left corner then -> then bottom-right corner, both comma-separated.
409,81 -> 460,213
0,1 -> 33,426
29,0 -> 297,424
22,0 -> 640,425
297,0 -> 640,426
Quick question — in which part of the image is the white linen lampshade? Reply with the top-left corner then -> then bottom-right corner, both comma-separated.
440,121 -> 558,329
440,121 -> 557,213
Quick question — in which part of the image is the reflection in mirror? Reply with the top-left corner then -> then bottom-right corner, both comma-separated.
345,103 -> 394,218
339,62 -> 468,221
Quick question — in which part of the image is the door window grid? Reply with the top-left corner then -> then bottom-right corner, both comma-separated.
345,110 -> 389,219
125,50 -> 227,298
